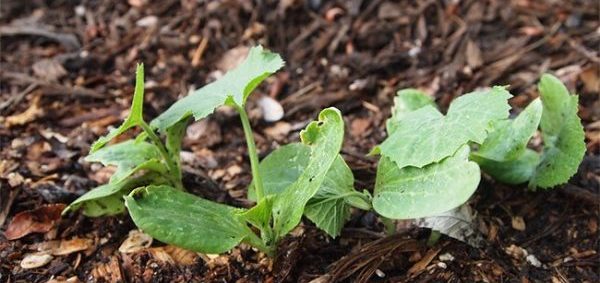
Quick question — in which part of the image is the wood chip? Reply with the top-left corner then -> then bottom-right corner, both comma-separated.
408,248 -> 441,276
20,252 -> 53,269
4,94 -> 43,128
51,238 -> 94,256
163,245 -> 198,265
119,230 -> 153,254
511,216 -> 526,231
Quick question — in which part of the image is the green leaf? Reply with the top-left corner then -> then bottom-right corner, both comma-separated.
373,145 -> 480,219
238,196 -> 274,245
529,75 -> 585,188
85,140 -> 167,183
472,149 -> 540,185
91,64 -> 146,152
151,46 -> 284,132
270,108 -> 345,240
64,174 -> 159,217
476,99 -> 542,161
248,143 -> 369,237
125,185 -> 253,254
80,193 -> 125,217
377,87 -> 512,168
387,88 -> 436,134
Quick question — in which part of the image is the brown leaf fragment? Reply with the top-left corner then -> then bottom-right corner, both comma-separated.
5,204 -> 66,240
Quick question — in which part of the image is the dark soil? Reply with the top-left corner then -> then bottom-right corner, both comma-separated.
1,0 -> 598,282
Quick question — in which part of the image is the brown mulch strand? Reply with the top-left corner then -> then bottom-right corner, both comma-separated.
1,1 -> 598,282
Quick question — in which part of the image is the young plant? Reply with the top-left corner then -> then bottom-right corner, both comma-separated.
371,75 -> 585,220
65,46 -> 368,255
471,74 -> 586,188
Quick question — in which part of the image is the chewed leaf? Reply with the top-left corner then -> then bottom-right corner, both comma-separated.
377,86 -> 512,168
151,46 -> 284,132
248,143 -> 368,238
85,140 -> 167,184
125,185 -> 253,254
472,148 -> 539,185
91,64 -> 146,152
271,108 -> 345,240
530,75 -> 585,188
373,145 -> 480,219
476,98 -> 543,161
387,88 -> 436,134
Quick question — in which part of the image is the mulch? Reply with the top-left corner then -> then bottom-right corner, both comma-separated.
0,0 -> 598,282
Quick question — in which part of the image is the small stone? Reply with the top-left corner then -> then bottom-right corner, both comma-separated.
526,254 -> 543,268
257,96 -> 284,122
438,253 -> 455,262
136,16 -> 158,27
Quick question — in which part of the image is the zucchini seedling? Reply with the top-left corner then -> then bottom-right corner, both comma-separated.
370,75 -> 585,220
65,46 -> 369,255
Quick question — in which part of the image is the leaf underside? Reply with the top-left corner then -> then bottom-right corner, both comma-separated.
373,145 -> 480,219
85,140 -> 166,184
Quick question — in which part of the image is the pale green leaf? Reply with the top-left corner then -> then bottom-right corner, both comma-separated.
248,143 -> 368,237
91,64 -> 146,152
64,174 -> 159,217
270,108 -> 345,240
530,74 -> 585,188
85,140 -> 167,183
475,98 -> 543,161
377,87 -> 512,168
81,193 -> 125,217
125,185 -> 253,253
150,46 -> 284,132
472,149 -> 539,185
238,196 -> 274,245
387,88 -> 435,134
373,145 -> 480,219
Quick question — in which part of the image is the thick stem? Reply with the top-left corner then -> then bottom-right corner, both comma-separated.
234,104 -> 265,201
140,121 -> 184,190
381,217 -> 396,236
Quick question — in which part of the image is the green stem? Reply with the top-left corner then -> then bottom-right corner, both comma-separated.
243,229 -> 275,257
234,104 -> 265,201
140,121 -> 184,190
381,217 -> 396,236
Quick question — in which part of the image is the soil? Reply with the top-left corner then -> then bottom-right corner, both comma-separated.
0,0 -> 598,282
